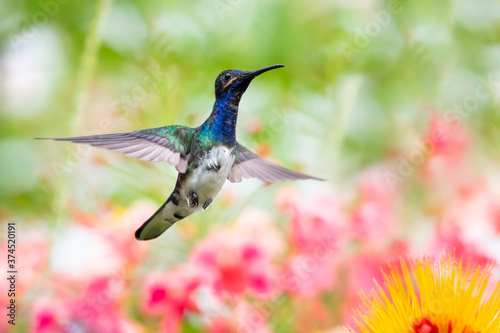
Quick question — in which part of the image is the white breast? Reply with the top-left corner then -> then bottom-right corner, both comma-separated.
184,146 -> 235,211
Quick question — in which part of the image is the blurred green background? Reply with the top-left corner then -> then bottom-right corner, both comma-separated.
2,0 -> 500,221
2,0 -> 500,332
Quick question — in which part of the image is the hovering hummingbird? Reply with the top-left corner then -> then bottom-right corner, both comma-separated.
43,65 -> 320,240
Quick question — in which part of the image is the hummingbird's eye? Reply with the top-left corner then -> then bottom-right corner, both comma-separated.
223,73 -> 231,81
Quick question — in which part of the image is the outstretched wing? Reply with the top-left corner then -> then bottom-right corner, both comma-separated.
40,126 -> 196,173
227,143 -> 322,183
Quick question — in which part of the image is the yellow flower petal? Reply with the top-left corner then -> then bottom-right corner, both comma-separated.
348,254 -> 500,333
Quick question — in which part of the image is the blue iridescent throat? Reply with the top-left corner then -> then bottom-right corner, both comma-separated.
199,91 -> 239,146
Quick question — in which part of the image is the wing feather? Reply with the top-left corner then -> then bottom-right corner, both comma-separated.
227,143 -> 322,183
39,126 -> 195,173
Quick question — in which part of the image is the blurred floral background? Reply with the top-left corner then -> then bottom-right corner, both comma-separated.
2,0 -> 500,332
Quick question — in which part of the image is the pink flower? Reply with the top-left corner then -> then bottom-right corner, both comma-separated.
349,171 -> 399,243
422,115 -> 471,187
342,241 -> 409,325
190,234 -> 274,297
68,275 -> 140,333
31,275 -> 139,333
429,226 -> 493,266
280,242 -> 338,296
17,229 -> 50,293
0,276 -> 12,333
189,209 -> 283,298
141,269 -> 199,333
275,190 -> 345,296
346,241 -> 408,294
434,184 -> 500,263
426,114 -> 469,158
492,201 -> 500,234
31,299 -> 69,333
285,191 -> 346,253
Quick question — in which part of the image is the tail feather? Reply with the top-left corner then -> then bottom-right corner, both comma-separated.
135,199 -> 179,241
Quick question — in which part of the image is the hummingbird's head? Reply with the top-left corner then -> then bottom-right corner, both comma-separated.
214,64 -> 284,101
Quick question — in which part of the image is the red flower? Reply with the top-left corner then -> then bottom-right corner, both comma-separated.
189,209 -> 282,298
141,269 -> 199,333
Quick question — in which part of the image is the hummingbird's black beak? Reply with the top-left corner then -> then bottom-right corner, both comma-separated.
243,64 -> 285,80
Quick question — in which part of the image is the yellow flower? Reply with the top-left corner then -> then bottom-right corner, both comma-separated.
348,254 -> 500,333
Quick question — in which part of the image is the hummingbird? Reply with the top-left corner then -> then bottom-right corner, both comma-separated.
43,64 -> 320,241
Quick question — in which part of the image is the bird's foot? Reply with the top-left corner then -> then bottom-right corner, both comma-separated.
173,213 -> 185,220
170,190 -> 181,206
188,191 -> 199,208
206,161 -> 221,172
202,198 -> 212,209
